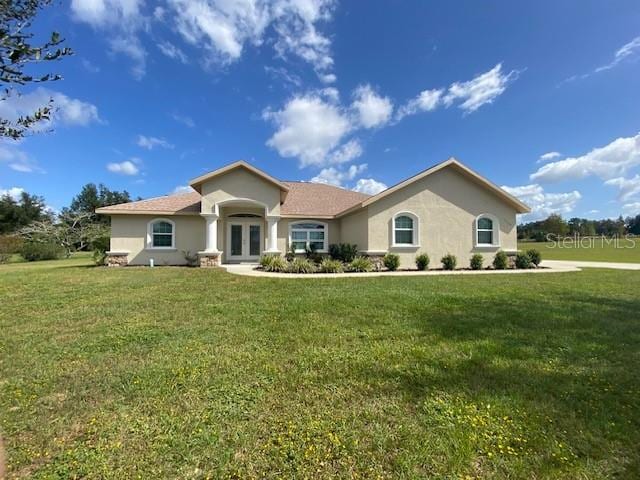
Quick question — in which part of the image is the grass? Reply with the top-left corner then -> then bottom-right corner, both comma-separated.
1,258 -> 639,479
519,238 -> 640,263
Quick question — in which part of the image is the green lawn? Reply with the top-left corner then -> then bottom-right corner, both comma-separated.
519,238 -> 640,263
1,258 -> 639,479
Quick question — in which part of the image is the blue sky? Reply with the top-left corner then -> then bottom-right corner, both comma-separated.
1,0 -> 639,221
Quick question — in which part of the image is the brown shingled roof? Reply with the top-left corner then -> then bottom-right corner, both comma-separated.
95,191 -> 201,215
95,183 -> 370,217
280,181 -> 369,217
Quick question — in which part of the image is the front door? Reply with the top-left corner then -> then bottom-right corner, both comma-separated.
227,221 -> 262,261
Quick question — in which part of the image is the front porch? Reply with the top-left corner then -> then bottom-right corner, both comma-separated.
198,199 -> 280,267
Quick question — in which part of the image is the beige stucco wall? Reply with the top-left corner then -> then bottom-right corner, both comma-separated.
109,214 -> 205,265
342,167 -> 518,268
338,208 -> 369,250
199,168 -> 281,216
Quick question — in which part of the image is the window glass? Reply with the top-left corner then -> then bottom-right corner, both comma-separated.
290,222 -> 326,251
478,217 -> 493,230
153,221 -> 172,234
394,216 -> 413,229
478,230 -> 493,245
395,230 -> 413,245
153,234 -> 172,247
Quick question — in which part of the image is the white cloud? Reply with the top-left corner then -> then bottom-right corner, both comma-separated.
167,0 -> 336,82
328,139 -> 362,164
172,113 -> 196,128
502,183 -> 582,221
531,132 -> 640,183
81,58 -> 100,73
311,163 -> 367,186
352,178 -> 387,195
396,88 -> 443,120
443,63 -> 520,114
136,134 -> 174,150
158,41 -> 189,64
351,84 -> 393,128
107,159 -> 140,175
605,174 -> 640,202
595,36 -> 640,73
71,0 -> 147,78
622,202 -> 640,216
264,66 -> 302,87
0,88 -> 101,129
70,0 -> 143,27
264,93 -> 353,168
0,144 -> 44,173
109,35 -> 147,80
538,151 -> 562,163
0,186 -> 25,200
172,185 -> 194,194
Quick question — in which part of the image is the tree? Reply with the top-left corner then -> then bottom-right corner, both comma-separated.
627,215 -> 640,235
0,0 -> 73,139
67,183 -> 133,224
542,214 -> 568,238
0,190 -> 49,233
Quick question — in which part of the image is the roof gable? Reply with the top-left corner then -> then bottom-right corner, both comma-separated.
338,158 -> 530,215
189,160 -> 289,194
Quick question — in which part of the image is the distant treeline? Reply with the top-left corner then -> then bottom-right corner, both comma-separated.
518,214 -> 640,241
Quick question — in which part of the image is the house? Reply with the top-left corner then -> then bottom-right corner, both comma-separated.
96,158 -> 530,268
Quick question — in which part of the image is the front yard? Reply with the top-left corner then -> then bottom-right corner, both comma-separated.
1,258 -> 639,478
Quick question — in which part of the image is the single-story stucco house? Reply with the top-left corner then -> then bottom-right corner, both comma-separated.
96,158 -> 530,268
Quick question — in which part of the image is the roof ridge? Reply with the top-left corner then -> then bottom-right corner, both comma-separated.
282,180 -> 372,196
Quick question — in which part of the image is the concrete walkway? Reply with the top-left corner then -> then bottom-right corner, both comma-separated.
541,260 -> 640,271
220,262 -> 582,278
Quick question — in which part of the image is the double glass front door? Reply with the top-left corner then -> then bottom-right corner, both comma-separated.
228,221 -> 262,261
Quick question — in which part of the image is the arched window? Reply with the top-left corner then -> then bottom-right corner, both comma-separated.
476,214 -> 499,246
289,221 -> 328,252
147,219 -> 175,249
392,212 -> 419,246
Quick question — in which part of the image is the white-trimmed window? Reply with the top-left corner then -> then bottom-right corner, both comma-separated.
392,212 -> 419,247
476,214 -> 499,246
147,219 -> 175,249
289,221 -> 327,252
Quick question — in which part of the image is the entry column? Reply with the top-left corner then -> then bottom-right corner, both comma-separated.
265,216 -> 280,254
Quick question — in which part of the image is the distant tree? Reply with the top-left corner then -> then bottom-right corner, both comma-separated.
627,215 -> 640,235
0,0 -> 73,139
0,190 -> 50,233
542,214 -> 568,238
67,183 -> 133,224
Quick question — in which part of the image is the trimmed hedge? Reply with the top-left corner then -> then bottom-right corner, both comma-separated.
470,253 -> 484,270
383,253 -> 400,271
441,254 -> 457,270
415,253 -> 430,271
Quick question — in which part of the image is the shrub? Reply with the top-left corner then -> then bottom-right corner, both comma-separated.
383,253 -> 400,271
285,244 -> 296,262
287,257 -> 316,274
415,253 -> 430,271
20,242 -> 64,262
304,244 -> 324,264
526,248 -> 542,267
515,252 -> 532,269
470,253 -> 484,270
0,234 -> 23,254
441,254 -> 457,270
260,255 -> 288,272
93,235 -> 111,266
493,250 -> 508,270
318,258 -> 344,273
328,243 -> 358,263
348,256 -> 373,273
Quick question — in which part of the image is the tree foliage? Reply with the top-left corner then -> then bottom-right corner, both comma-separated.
66,183 -> 133,224
0,190 -> 50,233
0,0 -> 73,139
519,214 -> 635,240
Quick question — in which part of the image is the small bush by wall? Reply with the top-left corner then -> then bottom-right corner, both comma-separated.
328,243 -> 358,263
526,249 -> 542,267
415,253 -> 430,271
470,253 -> 484,270
383,253 -> 400,271
318,258 -> 344,273
493,251 -> 508,270
441,254 -> 457,270
287,257 -> 316,274
515,252 -> 532,269
348,256 -> 373,272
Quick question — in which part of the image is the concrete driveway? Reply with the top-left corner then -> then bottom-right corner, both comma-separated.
541,260 -> 640,270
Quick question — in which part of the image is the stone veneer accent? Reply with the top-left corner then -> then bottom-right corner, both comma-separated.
198,252 -> 221,268
106,253 -> 128,267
